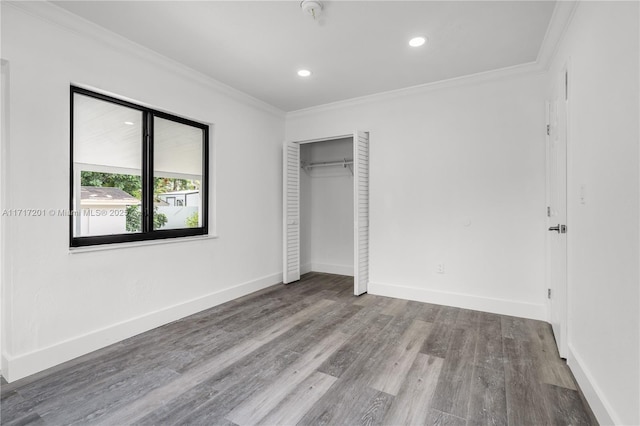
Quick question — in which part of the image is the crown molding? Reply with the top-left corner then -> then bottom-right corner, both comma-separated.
286,61 -> 544,118
4,1 -> 285,118
536,1 -> 579,70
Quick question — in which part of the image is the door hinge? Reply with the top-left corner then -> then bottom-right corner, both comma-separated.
546,124 -> 550,136
547,206 -> 551,217
548,289 -> 552,299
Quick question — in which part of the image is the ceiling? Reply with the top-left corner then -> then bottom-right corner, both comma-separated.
54,1 -> 556,112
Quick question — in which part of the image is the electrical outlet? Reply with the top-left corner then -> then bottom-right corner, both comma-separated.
436,263 -> 445,274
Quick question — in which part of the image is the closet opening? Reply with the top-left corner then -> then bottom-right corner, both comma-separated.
300,138 -> 354,277
283,131 -> 369,295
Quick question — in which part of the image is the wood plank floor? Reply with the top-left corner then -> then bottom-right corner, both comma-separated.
1,272 -> 598,425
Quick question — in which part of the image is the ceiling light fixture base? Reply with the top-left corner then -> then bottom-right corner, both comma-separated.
300,0 -> 322,19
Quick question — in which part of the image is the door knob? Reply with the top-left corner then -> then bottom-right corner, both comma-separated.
548,224 -> 567,233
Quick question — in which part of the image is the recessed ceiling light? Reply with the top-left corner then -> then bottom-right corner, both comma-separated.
124,121 -> 134,125
409,36 -> 426,47
297,69 -> 312,77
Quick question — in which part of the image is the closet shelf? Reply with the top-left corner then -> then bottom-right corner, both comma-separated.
301,158 -> 354,175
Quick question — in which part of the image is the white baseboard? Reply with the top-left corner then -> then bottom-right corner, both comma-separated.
368,281 -> 547,321
310,263 -> 354,276
1,354 -> 8,379
3,272 -> 282,383
301,262 -> 312,275
567,344 -> 618,426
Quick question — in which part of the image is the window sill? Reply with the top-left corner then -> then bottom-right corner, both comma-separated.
68,234 -> 219,254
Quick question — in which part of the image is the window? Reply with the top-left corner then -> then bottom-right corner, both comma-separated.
70,87 -> 209,247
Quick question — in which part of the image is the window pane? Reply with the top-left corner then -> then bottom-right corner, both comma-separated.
73,93 -> 143,237
71,87 -> 209,247
153,117 -> 203,230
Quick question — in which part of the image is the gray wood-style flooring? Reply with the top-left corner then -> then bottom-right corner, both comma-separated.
1,272 -> 597,425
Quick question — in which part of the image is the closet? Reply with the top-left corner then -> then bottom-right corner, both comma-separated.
283,132 -> 369,295
300,137 -> 353,277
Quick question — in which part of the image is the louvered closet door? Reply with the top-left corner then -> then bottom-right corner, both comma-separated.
283,141 -> 300,284
353,131 -> 369,295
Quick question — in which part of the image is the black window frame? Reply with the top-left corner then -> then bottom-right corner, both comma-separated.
70,86 -> 209,247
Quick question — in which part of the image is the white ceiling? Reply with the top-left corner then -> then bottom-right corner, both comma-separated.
54,1 -> 556,112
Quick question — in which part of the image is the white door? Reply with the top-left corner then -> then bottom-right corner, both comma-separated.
353,131 -> 369,295
283,141 -> 300,284
547,67 -> 568,358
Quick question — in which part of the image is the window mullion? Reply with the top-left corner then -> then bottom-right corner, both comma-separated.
142,112 -> 154,233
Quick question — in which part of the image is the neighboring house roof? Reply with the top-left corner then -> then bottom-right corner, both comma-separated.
80,186 -> 141,206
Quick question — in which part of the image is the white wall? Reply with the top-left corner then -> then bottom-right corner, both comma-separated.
547,2 -> 640,424
287,72 -> 548,320
300,139 -> 354,275
1,3 -> 285,381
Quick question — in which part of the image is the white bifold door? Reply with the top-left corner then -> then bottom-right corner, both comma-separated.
283,141 -> 300,284
282,131 -> 370,296
353,131 -> 369,295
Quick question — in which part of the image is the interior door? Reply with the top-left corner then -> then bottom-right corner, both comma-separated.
547,68 -> 568,358
353,131 -> 369,295
283,141 -> 300,284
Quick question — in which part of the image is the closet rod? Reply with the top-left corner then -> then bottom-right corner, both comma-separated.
302,159 -> 353,168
